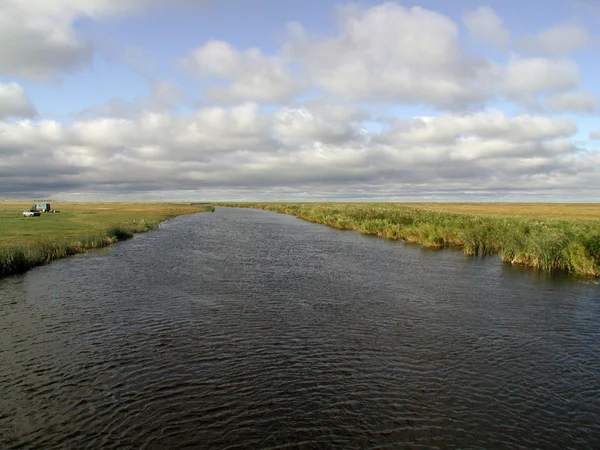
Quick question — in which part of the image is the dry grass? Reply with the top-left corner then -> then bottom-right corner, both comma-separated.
398,203 -> 600,221
250,202 -> 600,221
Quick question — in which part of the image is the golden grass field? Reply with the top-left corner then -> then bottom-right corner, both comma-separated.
240,202 -> 600,221
392,203 -> 600,221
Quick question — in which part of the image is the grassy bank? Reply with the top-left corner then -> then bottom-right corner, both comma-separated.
0,202 -> 214,278
213,202 -> 600,277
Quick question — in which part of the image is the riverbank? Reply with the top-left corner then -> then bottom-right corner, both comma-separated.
0,202 -> 214,278
213,203 -> 600,277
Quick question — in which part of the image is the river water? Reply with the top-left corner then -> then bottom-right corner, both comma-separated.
1,207 -> 599,449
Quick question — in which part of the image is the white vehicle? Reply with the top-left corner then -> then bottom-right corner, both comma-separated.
23,210 -> 41,217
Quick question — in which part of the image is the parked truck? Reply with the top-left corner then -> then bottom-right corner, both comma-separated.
32,203 -> 51,212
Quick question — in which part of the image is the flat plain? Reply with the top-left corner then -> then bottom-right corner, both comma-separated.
0,202 -> 209,246
392,202 -> 600,221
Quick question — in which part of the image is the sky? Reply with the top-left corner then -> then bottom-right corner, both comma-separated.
1,0 -> 600,202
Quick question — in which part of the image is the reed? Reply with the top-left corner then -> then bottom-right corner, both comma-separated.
213,202 -> 600,277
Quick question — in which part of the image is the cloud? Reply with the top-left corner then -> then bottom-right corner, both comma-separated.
2,107 -> 597,200
590,130 -> 600,140
274,106 -> 367,146
1,1 -> 599,200
0,0 -> 200,80
493,56 -> 580,104
462,6 -> 510,48
181,40 -> 300,103
0,6 -> 91,79
378,111 -> 576,146
179,3 -> 585,112
518,24 -> 592,55
77,80 -> 187,118
66,102 -> 273,159
0,82 -> 37,119
280,3 -> 582,111
545,91 -> 598,113
282,2 -> 486,110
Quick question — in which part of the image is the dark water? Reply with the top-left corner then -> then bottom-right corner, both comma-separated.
1,207 -> 599,449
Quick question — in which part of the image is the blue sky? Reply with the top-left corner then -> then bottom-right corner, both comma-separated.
1,0 -> 599,201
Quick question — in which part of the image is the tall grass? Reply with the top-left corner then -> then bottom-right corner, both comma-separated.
0,203 -> 215,278
0,222 -> 159,278
214,203 -> 600,277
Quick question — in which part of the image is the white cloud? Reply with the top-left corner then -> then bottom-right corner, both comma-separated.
2,107 -> 598,200
379,111 -> 576,145
274,106 -> 366,146
299,98 -> 370,124
177,3 -> 586,112
0,82 -> 36,119
590,130 -> 600,140
495,56 -> 580,101
462,6 -> 510,48
1,1 -> 599,200
545,91 -> 598,113
0,0 -> 199,79
182,40 -> 299,103
0,10 -> 91,79
282,2 -> 485,110
281,3 -> 584,110
65,102 -> 272,158
518,24 -> 592,55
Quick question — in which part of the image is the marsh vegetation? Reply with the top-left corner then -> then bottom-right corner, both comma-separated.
0,202 -> 213,277
214,202 -> 600,277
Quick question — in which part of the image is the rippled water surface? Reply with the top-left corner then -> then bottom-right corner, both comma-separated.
1,207 -> 599,449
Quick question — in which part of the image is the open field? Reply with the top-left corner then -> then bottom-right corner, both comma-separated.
381,203 -> 600,221
213,202 -> 600,277
0,202 -> 213,277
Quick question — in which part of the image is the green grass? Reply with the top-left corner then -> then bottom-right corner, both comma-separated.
212,202 -> 600,277
0,202 -> 214,278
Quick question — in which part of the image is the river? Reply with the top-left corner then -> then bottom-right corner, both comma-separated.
1,207 -> 599,448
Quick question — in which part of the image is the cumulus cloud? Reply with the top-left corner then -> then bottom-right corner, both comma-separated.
493,56 -> 580,105
518,24 -> 592,55
545,91 -> 598,113
2,106 -> 598,200
282,2 -> 487,110
0,82 -> 36,119
274,107 -> 366,146
66,102 -> 273,159
179,3 -> 586,112
462,6 -> 510,48
378,111 -> 576,146
182,40 -> 300,102
273,98 -> 370,146
299,98 -> 370,124
0,0 -> 200,79
590,130 -> 600,140
1,1 -> 599,200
